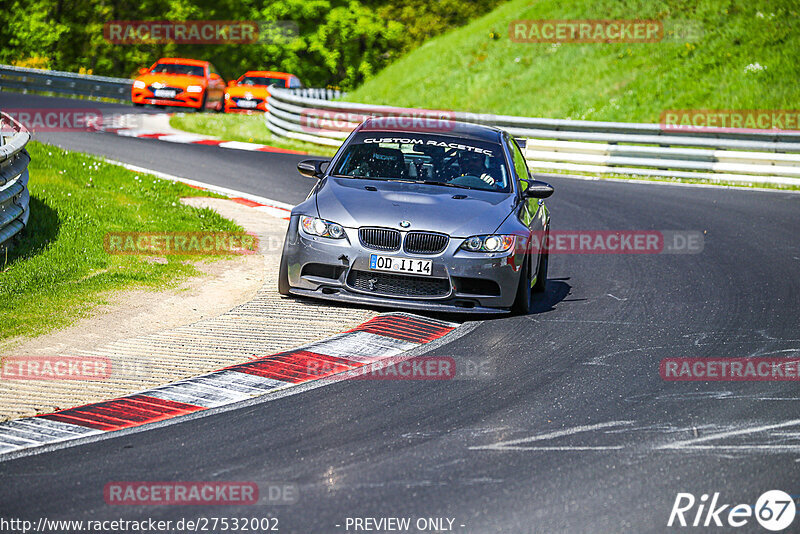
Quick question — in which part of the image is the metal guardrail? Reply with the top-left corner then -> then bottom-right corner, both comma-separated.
265,86 -> 800,186
0,64 -> 133,101
0,111 -> 31,252
283,87 -> 344,101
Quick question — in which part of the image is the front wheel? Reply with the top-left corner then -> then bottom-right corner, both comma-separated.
511,254 -> 531,315
533,249 -> 548,293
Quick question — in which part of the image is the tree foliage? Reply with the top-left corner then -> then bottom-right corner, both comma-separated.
0,0 -> 503,89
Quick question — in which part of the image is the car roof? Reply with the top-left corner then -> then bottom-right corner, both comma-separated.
358,118 -> 504,143
155,58 -> 208,66
243,71 -> 294,78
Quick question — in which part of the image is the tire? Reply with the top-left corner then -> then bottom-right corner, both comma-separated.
133,102 -> 144,108
533,247 -> 548,293
278,251 -> 290,296
511,253 -> 532,315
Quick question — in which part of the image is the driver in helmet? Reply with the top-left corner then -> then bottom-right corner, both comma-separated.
458,151 -> 496,186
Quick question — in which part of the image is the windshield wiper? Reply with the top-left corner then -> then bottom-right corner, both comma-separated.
332,176 -> 488,192
412,180 -> 477,190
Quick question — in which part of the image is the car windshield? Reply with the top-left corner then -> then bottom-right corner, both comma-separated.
330,133 -> 511,192
150,63 -> 205,77
238,76 -> 287,87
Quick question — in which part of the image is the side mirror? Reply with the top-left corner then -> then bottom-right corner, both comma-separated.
228,80 -> 237,87
297,159 -> 329,179
521,180 -> 554,199
138,67 -> 148,75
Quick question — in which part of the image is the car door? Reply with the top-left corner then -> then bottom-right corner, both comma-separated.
507,134 -> 548,248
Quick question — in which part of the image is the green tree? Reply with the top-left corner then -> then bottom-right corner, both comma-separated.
0,0 -> 502,89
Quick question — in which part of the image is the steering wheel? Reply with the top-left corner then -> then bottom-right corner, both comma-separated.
450,174 -> 501,189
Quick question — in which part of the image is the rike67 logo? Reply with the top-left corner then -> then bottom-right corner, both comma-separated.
669,490 -> 796,531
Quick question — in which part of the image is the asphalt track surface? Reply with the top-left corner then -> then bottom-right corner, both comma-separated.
2,91 -> 800,533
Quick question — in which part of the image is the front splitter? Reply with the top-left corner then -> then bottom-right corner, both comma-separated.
288,287 -> 509,315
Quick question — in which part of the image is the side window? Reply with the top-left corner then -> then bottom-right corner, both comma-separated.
289,76 -> 302,88
509,137 -> 530,191
209,64 -> 219,77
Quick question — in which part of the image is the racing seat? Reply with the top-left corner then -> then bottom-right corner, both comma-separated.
369,147 -> 406,179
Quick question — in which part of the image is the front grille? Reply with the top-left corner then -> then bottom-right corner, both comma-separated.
347,270 -> 450,298
359,227 -> 401,251
404,231 -> 449,254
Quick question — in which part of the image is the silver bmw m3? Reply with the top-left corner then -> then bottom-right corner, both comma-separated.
278,118 -> 553,314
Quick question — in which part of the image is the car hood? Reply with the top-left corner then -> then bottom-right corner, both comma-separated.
225,86 -> 270,98
314,177 -> 516,237
135,73 -> 205,88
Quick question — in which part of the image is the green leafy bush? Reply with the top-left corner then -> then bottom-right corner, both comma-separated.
0,0 -> 502,89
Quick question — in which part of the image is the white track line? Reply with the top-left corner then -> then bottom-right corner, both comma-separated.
469,421 -> 635,451
658,418 -> 800,450
101,158 -> 295,211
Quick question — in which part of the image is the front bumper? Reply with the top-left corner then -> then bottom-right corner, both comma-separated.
282,217 -> 524,314
131,90 -> 203,109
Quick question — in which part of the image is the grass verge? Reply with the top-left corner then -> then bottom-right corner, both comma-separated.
169,113 -> 339,157
0,141 -> 241,343
345,0 -> 799,121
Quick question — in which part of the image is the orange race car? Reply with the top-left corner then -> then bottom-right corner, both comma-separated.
224,71 -> 302,113
131,58 -> 226,111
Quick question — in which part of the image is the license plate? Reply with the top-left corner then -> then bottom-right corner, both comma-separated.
237,100 -> 257,108
154,89 -> 176,98
370,254 -> 432,276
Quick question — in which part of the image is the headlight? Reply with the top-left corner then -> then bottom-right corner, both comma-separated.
224,93 -> 230,100
186,85 -> 204,93
300,216 -> 345,239
460,234 -> 516,253
133,80 -> 146,89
